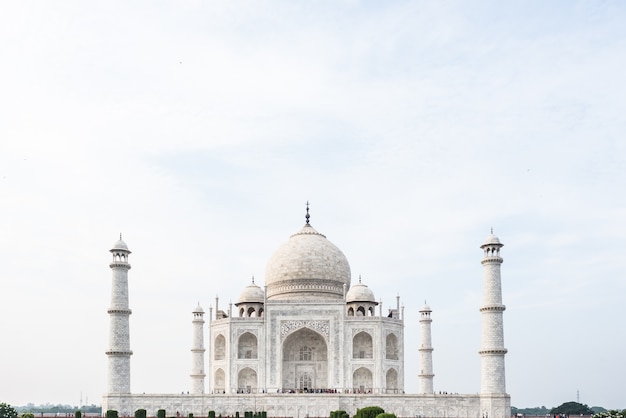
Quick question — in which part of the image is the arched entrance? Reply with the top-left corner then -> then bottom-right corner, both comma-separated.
238,332 -> 258,359
353,367 -> 372,393
238,367 -> 257,393
386,368 -> 398,393
282,327 -> 328,392
386,333 -> 398,360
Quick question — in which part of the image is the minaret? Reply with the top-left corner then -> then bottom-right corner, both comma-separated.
106,235 -> 133,394
479,230 -> 507,394
418,303 -> 434,394
190,303 -> 206,394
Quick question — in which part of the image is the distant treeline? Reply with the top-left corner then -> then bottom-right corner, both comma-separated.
16,405 -> 102,414
512,406 -> 607,416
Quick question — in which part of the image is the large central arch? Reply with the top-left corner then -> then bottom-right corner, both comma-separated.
282,327 -> 328,391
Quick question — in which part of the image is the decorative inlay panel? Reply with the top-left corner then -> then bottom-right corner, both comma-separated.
280,319 -> 330,340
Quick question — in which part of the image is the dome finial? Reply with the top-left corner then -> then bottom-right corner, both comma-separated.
305,201 -> 311,225
359,275 -> 362,283
120,232 -> 122,240
490,226 -> 493,234
251,275 -> 255,284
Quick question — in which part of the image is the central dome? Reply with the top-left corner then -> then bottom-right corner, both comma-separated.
265,223 -> 351,301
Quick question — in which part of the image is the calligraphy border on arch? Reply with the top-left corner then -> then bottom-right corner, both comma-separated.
280,319 -> 330,341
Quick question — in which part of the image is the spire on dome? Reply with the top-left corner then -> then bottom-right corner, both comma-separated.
251,275 -> 255,284
358,275 -> 362,283
305,201 -> 311,225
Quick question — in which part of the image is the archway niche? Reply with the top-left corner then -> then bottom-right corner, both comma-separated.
238,332 -> 258,359
352,331 -> 373,359
214,368 -> 225,393
282,327 -> 328,391
214,334 -> 226,360
386,333 -> 398,360
353,367 -> 372,393
386,368 -> 398,393
238,367 -> 257,393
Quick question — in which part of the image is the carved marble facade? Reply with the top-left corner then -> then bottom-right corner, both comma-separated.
103,216 -> 510,418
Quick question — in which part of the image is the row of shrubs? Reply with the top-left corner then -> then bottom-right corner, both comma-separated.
104,410 -> 268,418
334,406 -> 396,418
104,406 -> 394,418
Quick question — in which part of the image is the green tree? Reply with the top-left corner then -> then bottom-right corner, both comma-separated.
376,414 -> 397,418
551,402 -> 594,415
1,403 -> 18,418
354,406 -> 385,418
512,407 -> 550,416
21,414 -> 35,418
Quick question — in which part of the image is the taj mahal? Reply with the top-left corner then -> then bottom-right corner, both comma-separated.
102,207 -> 510,418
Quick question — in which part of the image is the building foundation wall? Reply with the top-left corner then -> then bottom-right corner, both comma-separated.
103,393 -> 510,418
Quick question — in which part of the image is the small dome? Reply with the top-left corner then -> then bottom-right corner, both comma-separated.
238,281 -> 265,304
111,237 -> 130,252
420,303 -> 432,312
481,231 -> 502,247
346,280 -> 376,303
193,303 -> 204,313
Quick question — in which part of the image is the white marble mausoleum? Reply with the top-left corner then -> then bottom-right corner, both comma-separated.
102,208 -> 510,418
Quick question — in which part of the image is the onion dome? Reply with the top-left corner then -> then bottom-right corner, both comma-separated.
238,278 -> 265,304
265,205 -> 351,301
346,277 -> 376,303
111,234 -> 130,252
193,303 -> 204,314
419,303 -> 432,313
481,228 -> 503,248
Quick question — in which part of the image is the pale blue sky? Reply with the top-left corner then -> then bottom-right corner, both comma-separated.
1,0 -> 625,411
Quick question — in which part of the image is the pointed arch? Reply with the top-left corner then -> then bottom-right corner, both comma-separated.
386,333 -> 398,360
282,327 -> 328,391
238,332 -> 258,359
214,334 -> 226,360
353,367 -> 372,393
386,368 -> 398,393
214,368 -> 225,393
352,331 -> 373,359
237,367 -> 257,393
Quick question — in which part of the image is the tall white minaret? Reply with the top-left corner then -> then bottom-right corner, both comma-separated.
479,230 -> 507,394
190,303 -> 206,394
106,235 -> 133,394
418,303 -> 434,394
